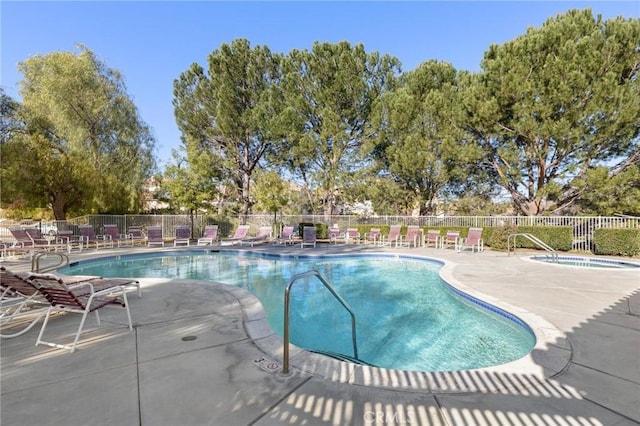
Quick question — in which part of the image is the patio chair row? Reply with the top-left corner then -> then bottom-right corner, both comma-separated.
320,225 -> 484,252
3,225 -> 217,254
424,228 -> 484,252
7,224 -> 481,253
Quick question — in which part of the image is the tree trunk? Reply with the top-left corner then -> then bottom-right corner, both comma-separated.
51,191 -> 67,220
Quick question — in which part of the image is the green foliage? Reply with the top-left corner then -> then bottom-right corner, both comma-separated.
451,195 -> 510,216
467,10 -> 640,215
573,165 -> 640,215
198,216 -> 238,240
173,39 -> 284,217
279,41 -> 401,215
2,47 -> 155,219
368,60 -> 485,215
593,228 -> 640,256
348,176 -> 408,215
484,224 -> 517,251
508,226 -> 573,251
252,170 -> 291,217
163,150 -> 219,214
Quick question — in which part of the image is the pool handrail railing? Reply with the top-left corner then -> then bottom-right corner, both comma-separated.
282,269 -> 359,374
507,233 -> 558,261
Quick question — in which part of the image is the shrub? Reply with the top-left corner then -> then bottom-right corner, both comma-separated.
515,226 -> 573,251
593,228 -> 640,256
486,224 -> 517,251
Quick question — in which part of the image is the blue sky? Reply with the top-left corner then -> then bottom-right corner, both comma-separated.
2,1 -> 638,170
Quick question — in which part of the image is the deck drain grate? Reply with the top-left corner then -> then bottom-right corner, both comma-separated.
181,336 -> 197,341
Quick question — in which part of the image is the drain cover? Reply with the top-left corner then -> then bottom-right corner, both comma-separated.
181,336 -> 197,341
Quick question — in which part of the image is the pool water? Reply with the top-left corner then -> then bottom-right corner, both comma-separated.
61,252 -> 535,372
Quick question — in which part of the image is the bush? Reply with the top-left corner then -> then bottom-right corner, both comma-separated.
593,228 -> 640,256
515,226 -> 573,251
485,224 -> 517,251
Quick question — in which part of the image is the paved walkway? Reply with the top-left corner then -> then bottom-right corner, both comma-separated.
1,244 -> 638,425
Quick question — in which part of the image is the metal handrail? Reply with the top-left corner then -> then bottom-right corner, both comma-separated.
282,270 -> 358,374
31,252 -> 70,273
507,233 -> 558,261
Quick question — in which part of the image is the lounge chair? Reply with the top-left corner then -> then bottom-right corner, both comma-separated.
364,228 -> 381,245
29,273 -> 135,353
78,225 -> 114,250
400,225 -> 422,248
9,227 -> 65,253
174,225 -> 191,246
103,225 -> 134,248
380,225 -> 402,248
424,229 -> 442,248
273,226 -> 295,246
24,228 -> 61,250
300,226 -> 317,248
328,226 -> 343,244
458,227 -> 484,253
127,227 -> 146,246
442,231 -> 461,250
1,267 -> 140,339
240,226 -> 272,247
197,225 -> 219,246
55,230 -> 83,251
1,267 -> 50,338
345,228 -> 361,244
221,225 -> 250,246
146,226 -> 164,247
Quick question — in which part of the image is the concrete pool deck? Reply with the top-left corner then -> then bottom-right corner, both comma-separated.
1,244 -> 638,425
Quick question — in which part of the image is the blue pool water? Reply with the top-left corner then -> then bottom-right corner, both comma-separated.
61,251 -> 535,372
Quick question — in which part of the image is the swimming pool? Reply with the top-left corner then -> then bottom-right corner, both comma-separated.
61,251 -> 535,372
530,255 -> 640,269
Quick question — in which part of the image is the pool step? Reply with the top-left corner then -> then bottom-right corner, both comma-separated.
309,349 -> 377,367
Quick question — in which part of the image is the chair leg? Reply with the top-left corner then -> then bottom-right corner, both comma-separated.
35,307 -> 54,348
69,310 -> 93,353
121,291 -> 133,330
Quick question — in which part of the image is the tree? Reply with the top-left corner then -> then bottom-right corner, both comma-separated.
278,41 -> 401,215
0,89 -> 21,145
162,149 -> 220,216
173,39 -> 284,220
465,9 -> 640,215
1,46 -> 155,219
366,61 -> 484,215
573,165 -> 640,215
251,170 -> 291,221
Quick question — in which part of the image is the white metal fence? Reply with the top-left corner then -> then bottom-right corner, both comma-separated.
1,214 -> 637,253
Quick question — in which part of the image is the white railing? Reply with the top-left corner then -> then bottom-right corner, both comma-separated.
1,215 -> 637,253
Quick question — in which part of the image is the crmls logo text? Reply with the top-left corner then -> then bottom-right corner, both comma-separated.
363,411 -> 415,424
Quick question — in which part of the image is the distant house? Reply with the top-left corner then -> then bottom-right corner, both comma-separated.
141,178 -> 170,212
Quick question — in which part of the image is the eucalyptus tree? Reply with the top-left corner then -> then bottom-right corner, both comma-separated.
464,9 -> 640,215
1,47 -> 155,219
366,60 -> 483,215
173,39 -> 284,219
277,41 -> 401,215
